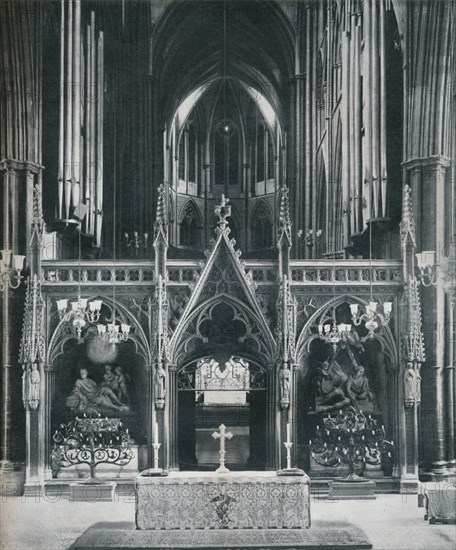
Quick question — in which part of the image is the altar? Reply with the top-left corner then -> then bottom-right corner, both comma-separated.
135,471 -> 311,530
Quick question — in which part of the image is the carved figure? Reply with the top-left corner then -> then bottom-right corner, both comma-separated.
279,363 -> 291,408
315,360 -> 351,412
114,366 -> 130,404
404,363 -> 417,407
29,363 -> 40,403
66,368 -> 129,414
22,363 -> 41,410
101,365 -> 118,392
154,363 -> 167,408
346,366 -> 374,411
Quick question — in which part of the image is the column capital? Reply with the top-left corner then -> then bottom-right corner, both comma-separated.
402,155 -> 451,173
0,159 -> 44,173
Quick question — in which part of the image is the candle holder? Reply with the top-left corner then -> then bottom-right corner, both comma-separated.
51,413 -> 133,482
0,250 -> 25,292
309,406 -> 393,481
124,231 -> 149,257
277,423 -> 305,476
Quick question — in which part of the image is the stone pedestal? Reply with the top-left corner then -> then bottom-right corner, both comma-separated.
424,483 -> 456,523
136,471 -> 311,530
327,479 -> 376,500
69,481 -> 116,502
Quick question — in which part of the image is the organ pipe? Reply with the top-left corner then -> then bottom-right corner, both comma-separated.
362,0 -> 372,224
64,0 -> 73,220
360,0 -> 388,226
72,0 -> 81,209
379,0 -> 388,217
95,32 -> 104,247
84,18 -> 90,232
341,28 -> 351,241
353,18 -> 361,232
57,4 -> 104,244
58,0 -> 64,219
89,11 -> 96,235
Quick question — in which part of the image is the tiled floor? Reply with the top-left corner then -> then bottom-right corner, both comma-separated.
0,489 -> 455,550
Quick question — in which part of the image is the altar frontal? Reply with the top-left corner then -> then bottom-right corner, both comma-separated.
135,471 -> 311,530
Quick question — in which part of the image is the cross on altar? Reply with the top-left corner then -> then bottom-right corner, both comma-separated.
212,423 -> 233,473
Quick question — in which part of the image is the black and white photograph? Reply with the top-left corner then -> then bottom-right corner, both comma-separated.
0,0 -> 455,548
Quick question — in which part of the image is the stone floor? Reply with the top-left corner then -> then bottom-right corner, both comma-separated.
0,489 -> 455,550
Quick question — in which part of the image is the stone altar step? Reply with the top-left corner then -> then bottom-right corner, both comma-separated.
72,525 -> 372,550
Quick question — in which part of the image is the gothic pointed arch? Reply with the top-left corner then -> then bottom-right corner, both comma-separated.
250,199 -> 274,251
46,295 -> 152,368
178,200 -> 203,248
295,295 -> 399,366
169,212 -> 276,365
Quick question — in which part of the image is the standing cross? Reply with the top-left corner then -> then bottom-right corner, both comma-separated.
212,423 -> 233,473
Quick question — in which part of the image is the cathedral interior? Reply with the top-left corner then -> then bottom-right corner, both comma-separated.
0,0 -> 455,501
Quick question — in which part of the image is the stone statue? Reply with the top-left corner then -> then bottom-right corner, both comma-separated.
315,360 -> 351,412
66,367 -> 129,414
279,363 -> 291,409
154,363 -> 166,409
22,363 -> 40,410
114,366 -> 130,404
346,365 -> 374,412
29,363 -> 40,404
101,364 -> 130,404
404,362 -> 418,407
101,365 -> 118,392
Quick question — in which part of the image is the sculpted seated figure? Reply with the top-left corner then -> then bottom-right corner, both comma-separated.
67,367 -> 129,414
315,361 -> 351,412
346,365 -> 375,412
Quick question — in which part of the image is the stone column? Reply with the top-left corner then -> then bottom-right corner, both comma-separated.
0,285 -> 14,473
166,364 -> 178,471
146,366 -> 154,468
266,368 -> 279,470
42,366 -> 55,480
403,155 -> 451,474
291,364 -> 299,467
445,299 -> 455,470
0,166 -> 19,474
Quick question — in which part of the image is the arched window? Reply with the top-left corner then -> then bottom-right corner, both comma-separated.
178,130 -> 186,180
188,125 -> 197,183
178,123 -> 198,191
256,124 -> 265,182
213,121 -> 239,186
267,129 -> 274,180
179,202 -> 201,247
251,201 -> 273,250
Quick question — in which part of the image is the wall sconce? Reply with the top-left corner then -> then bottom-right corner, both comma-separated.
124,231 -> 149,256
0,250 -> 25,292
415,250 -> 437,287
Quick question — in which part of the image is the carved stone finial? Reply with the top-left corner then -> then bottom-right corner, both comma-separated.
214,194 -> 231,228
400,184 -> 416,248
154,184 -> 168,245
277,184 -> 292,247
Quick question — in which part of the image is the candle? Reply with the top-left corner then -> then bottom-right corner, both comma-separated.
153,421 -> 159,442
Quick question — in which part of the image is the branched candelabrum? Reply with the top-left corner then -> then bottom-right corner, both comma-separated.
51,413 -> 133,482
124,231 -> 149,256
309,406 -> 393,481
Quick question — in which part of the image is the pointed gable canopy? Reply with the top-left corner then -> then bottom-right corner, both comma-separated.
169,195 -> 276,364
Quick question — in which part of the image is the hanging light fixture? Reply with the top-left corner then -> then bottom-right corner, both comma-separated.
317,86 -> 351,353
350,217 -> 392,339
96,106 -> 131,346
319,254 -> 352,352
56,215 -> 102,339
